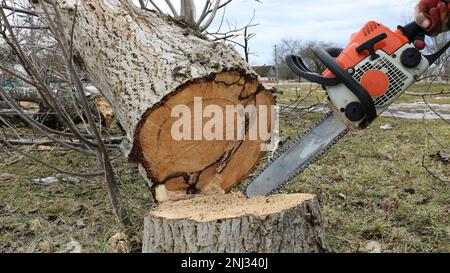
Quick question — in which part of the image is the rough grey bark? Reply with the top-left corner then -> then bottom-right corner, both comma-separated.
142,193 -> 329,253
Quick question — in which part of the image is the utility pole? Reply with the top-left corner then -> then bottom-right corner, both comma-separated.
274,45 -> 278,66
244,26 -> 249,63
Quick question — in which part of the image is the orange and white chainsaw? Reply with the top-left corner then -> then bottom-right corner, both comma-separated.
246,21 -> 450,197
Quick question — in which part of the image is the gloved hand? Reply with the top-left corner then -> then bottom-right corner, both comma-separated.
416,0 -> 450,36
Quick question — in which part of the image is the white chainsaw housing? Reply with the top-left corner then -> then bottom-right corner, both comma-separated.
327,43 -> 430,127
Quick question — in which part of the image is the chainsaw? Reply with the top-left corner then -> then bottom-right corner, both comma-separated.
246,20 -> 450,197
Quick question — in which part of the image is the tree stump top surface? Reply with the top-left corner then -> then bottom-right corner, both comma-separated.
149,192 -> 316,222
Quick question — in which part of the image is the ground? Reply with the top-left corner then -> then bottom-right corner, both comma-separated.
0,83 -> 449,253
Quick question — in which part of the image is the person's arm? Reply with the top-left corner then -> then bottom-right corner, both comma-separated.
416,0 -> 450,36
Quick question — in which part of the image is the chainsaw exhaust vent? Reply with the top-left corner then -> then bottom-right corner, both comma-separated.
353,56 -> 408,106
363,21 -> 380,36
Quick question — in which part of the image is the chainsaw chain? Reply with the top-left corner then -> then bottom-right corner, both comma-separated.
243,111 -> 349,196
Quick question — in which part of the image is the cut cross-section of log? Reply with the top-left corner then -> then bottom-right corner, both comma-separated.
143,192 -> 329,253
52,0 -> 276,200
132,72 -> 275,198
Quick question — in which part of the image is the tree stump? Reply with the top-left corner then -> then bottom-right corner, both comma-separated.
142,193 -> 328,253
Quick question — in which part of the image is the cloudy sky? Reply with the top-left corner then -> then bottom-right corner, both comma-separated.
147,0 -> 417,65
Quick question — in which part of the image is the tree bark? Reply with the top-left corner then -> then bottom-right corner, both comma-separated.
142,193 -> 328,253
53,0 -> 275,200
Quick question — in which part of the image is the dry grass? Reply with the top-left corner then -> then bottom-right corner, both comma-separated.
0,148 -> 151,253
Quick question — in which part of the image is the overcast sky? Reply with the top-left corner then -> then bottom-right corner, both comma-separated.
144,0 -> 417,65
208,0 -> 417,65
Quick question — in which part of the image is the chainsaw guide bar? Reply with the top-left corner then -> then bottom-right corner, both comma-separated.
245,112 -> 349,197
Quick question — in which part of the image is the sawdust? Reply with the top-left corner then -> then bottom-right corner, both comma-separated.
149,192 -> 316,222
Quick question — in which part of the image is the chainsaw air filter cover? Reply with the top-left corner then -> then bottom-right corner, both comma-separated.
352,51 -> 410,106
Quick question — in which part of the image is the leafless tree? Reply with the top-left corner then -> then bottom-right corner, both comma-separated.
0,0 -> 128,225
274,39 -> 336,80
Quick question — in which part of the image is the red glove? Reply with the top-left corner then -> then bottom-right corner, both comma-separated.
416,0 -> 450,36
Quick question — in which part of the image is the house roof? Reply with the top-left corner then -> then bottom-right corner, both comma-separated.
253,65 -> 276,77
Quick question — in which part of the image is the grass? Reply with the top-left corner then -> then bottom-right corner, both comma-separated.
0,148 -> 151,253
0,83 -> 449,253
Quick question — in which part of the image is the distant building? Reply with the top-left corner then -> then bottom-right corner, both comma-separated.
252,65 -> 278,83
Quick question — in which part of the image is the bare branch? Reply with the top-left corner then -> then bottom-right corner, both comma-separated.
197,0 -> 211,26
139,0 -> 162,13
199,0 -> 221,32
40,1 -> 129,225
0,86 -> 96,155
180,0 -> 196,25
422,155 -> 449,183
198,0 -> 232,26
165,0 -> 179,17
0,7 -> 97,147
0,3 -> 39,17
421,95 -> 450,126
4,137 -> 123,147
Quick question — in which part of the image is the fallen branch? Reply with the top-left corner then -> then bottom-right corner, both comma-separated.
421,95 -> 450,126
0,135 -> 104,177
3,137 -> 123,147
421,155 -> 449,183
405,90 -> 450,96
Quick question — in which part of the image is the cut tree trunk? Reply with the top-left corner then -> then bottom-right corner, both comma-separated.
142,193 -> 328,253
53,0 -> 275,200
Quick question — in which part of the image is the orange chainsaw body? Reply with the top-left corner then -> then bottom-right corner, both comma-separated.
323,21 -> 410,97
324,21 -> 409,75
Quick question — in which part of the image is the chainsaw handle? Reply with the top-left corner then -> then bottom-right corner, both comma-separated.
286,47 -> 377,127
326,48 -> 344,58
399,21 -> 450,65
399,22 -> 426,44
285,54 -> 341,86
